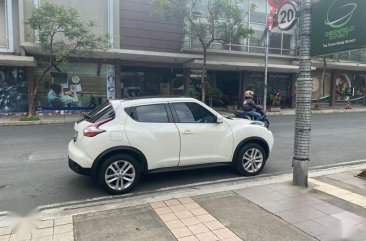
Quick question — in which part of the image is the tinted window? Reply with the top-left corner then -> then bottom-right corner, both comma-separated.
82,102 -> 115,123
173,102 -> 216,123
135,104 -> 169,123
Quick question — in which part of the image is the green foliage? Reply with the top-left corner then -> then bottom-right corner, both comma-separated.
206,81 -> 223,99
27,1 -> 110,65
154,0 -> 254,50
20,116 -> 40,121
186,86 -> 200,99
270,95 -> 281,107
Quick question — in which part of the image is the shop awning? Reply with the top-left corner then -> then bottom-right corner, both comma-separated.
185,59 -> 316,72
21,42 -> 202,64
307,59 -> 366,71
0,54 -> 36,67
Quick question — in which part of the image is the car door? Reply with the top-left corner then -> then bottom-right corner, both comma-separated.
171,101 -> 234,166
124,103 -> 180,170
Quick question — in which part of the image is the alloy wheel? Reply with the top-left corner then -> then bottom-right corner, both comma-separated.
104,160 -> 136,191
241,148 -> 264,173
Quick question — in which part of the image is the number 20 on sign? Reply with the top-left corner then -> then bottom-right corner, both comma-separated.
276,1 -> 299,31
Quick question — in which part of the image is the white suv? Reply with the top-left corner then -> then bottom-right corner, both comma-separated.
68,97 -> 274,194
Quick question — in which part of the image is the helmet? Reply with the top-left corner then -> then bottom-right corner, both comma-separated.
244,90 -> 254,98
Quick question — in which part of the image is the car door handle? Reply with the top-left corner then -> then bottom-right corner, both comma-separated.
182,130 -> 194,135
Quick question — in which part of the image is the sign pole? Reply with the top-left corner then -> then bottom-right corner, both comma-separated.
264,27 -> 269,112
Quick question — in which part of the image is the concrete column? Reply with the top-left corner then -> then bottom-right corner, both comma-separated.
183,69 -> 190,95
329,70 -> 335,107
27,67 -> 35,114
115,61 -> 121,99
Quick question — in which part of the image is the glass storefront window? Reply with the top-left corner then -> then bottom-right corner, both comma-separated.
0,0 -> 7,48
250,0 -> 267,24
121,67 -> 183,98
0,67 -> 28,113
35,63 -> 108,110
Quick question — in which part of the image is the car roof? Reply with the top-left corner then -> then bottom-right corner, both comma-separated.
109,97 -> 200,107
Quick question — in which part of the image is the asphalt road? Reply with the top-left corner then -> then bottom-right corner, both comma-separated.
0,112 -> 365,213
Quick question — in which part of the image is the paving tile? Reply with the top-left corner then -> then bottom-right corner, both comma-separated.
341,193 -> 364,201
165,199 -> 181,207
190,208 -> 208,216
154,207 -> 173,215
235,188 -> 259,198
159,213 -> 179,222
0,226 -> 12,236
54,216 -> 72,226
175,211 -> 194,219
36,220 -> 53,229
261,191 -> 289,201
276,210 -> 309,224
178,197 -> 194,204
249,186 -> 273,194
266,183 -> 291,191
311,202 -> 344,215
325,188 -> 352,196
332,211 -> 366,225
195,231 -> 220,241
0,235 -> 9,241
178,235 -> 199,241
183,203 -> 201,210
53,224 -> 73,235
277,188 -> 306,197
313,215 -> 341,229
221,236 -> 243,241
170,227 -> 193,238
180,217 -> 201,226
204,220 -> 225,231
165,220 -> 185,230
245,195 -> 277,207
31,235 -> 53,241
196,214 -> 216,223
53,231 -> 74,241
187,224 -> 209,235
295,207 -> 327,220
170,205 -> 188,213
9,232 -> 31,241
293,220 -> 328,236
213,228 -> 237,240
150,201 -> 167,209
31,227 -> 53,238
259,202 -> 296,213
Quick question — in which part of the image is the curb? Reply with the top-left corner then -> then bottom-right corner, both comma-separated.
0,119 -> 79,126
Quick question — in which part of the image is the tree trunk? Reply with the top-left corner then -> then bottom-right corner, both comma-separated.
293,0 -> 312,187
201,48 -> 207,103
28,66 -> 52,117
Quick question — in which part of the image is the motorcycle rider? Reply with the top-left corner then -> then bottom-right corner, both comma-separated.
242,90 -> 261,120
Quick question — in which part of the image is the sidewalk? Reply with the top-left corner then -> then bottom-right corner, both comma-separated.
1,163 -> 366,241
1,105 -> 366,126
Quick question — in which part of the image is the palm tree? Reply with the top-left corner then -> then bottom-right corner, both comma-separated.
293,0 -> 312,187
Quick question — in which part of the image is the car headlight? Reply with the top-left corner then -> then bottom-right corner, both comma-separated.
250,121 -> 265,127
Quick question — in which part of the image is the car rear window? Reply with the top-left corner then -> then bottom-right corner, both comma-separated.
83,102 -> 115,123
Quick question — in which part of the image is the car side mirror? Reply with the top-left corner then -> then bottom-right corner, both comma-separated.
217,116 -> 224,124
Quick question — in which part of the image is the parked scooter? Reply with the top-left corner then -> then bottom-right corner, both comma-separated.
234,108 -> 270,128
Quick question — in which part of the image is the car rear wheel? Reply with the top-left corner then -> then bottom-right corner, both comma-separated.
235,143 -> 266,176
98,154 -> 141,195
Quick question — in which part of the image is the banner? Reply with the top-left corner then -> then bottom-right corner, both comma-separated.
106,65 -> 116,99
311,0 -> 366,56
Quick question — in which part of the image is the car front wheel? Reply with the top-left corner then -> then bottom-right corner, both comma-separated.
235,143 -> 267,176
98,154 -> 141,195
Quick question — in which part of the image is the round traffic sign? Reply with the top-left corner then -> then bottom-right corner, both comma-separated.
268,0 -> 288,10
277,1 -> 298,31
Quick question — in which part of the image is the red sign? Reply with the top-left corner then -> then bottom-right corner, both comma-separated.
267,7 -> 278,32
268,0 -> 287,10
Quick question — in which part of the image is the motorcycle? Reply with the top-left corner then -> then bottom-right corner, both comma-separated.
234,108 -> 270,128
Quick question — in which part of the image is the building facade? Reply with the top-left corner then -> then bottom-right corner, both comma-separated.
1,0 -> 365,114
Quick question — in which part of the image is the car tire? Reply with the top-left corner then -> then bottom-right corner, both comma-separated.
98,154 -> 141,195
235,143 -> 267,176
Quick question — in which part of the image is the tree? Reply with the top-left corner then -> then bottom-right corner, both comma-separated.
26,1 -> 109,116
154,0 -> 254,102
293,0 -> 312,187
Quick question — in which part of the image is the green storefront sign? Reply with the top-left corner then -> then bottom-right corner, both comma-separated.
311,0 -> 366,56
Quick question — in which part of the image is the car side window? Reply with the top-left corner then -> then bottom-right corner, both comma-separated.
173,102 -> 216,123
135,104 -> 169,123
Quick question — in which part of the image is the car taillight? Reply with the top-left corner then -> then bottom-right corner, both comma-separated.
83,118 -> 113,137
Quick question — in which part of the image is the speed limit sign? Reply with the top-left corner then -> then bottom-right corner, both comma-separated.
277,1 -> 298,31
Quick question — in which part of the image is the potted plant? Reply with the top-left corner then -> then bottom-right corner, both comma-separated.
226,96 -> 238,110
206,82 -> 223,107
269,94 -> 281,112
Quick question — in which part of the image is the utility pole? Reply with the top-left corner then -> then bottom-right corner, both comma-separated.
293,0 -> 312,187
